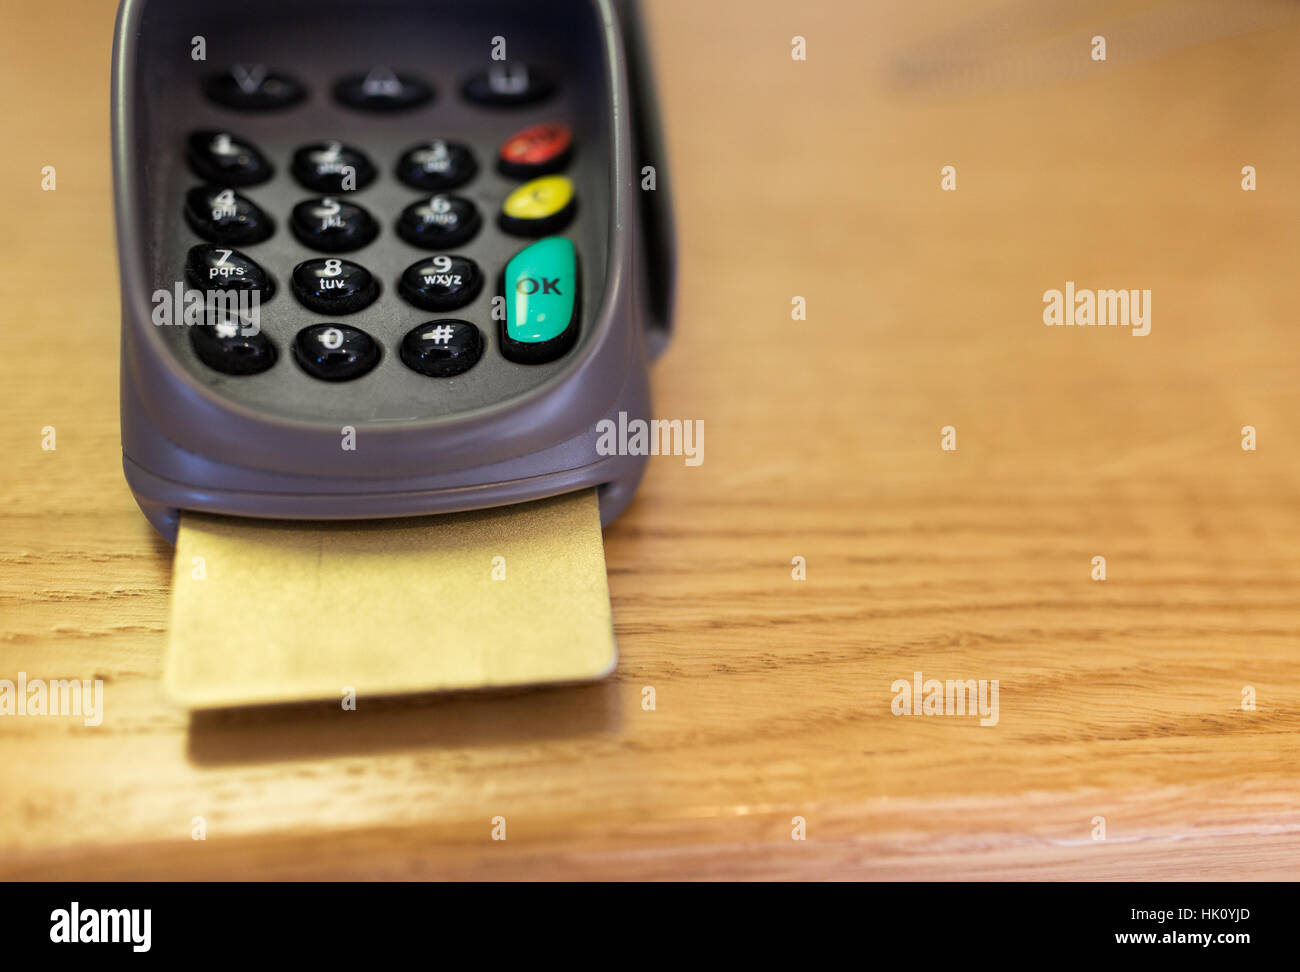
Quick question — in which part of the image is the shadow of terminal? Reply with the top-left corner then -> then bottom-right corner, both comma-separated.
185,678 -> 623,766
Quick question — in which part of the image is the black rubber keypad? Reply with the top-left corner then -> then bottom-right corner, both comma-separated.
184,67 -> 580,382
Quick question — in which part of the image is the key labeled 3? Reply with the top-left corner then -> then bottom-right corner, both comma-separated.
184,244 -> 276,302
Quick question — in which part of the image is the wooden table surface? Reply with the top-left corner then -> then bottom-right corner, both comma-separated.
3,0 -> 1300,880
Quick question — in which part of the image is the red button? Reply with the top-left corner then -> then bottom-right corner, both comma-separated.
498,122 -> 573,178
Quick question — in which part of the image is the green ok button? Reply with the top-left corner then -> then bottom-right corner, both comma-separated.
501,236 -> 578,363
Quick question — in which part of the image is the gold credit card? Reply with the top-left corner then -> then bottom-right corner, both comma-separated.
166,490 -> 615,709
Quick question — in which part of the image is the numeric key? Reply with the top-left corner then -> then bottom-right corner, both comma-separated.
293,324 -> 382,381
291,258 -> 379,314
184,186 -> 274,246
395,140 -> 477,191
398,255 -> 482,311
186,131 -> 272,186
185,244 -> 276,301
396,194 -> 481,249
291,141 -> 376,193
290,197 -> 379,252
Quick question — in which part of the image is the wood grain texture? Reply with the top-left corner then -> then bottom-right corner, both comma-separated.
3,0 -> 1300,880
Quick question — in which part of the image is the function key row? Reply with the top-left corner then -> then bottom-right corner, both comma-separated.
204,63 -> 554,112
184,185 -> 573,250
183,245 -> 481,315
187,127 -> 569,190
189,237 -> 576,379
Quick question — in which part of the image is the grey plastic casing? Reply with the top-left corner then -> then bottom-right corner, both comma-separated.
112,0 -> 675,542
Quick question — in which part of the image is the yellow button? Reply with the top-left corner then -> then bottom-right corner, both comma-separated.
501,175 -> 575,223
